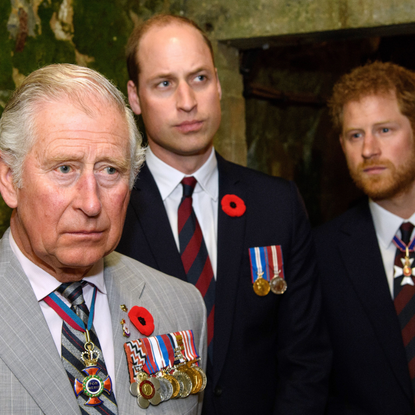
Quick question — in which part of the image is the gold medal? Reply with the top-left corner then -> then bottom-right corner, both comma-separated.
173,370 -> 192,398
253,276 -> 270,296
163,373 -> 182,399
270,276 -> 287,294
178,365 -> 202,394
138,379 -> 155,400
192,365 -> 207,392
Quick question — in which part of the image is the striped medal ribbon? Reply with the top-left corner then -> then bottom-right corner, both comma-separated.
249,247 -> 271,296
267,245 -> 287,294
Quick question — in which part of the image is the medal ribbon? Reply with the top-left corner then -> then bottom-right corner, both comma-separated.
266,245 -> 285,279
44,285 -> 97,333
168,330 -> 199,364
140,337 -> 159,375
123,329 -> 201,381
149,335 -> 175,370
159,334 -> 176,366
248,247 -> 270,283
393,235 -> 415,252
124,339 -> 147,383
179,330 -> 199,362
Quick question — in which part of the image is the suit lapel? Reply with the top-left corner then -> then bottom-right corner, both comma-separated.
104,254 -> 146,414
132,157 -> 248,384
130,164 -> 186,281
337,203 -> 412,400
0,231 -> 80,414
213,155 -> 247,383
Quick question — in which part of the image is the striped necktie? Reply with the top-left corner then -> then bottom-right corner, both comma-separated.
58,282 -> 118,414
393,222 -> 415,405
178,177 -> 215,360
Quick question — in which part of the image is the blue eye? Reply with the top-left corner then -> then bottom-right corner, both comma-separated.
105,167 -> 117,175
381,127 -> 390,133
58,165 -> 71,174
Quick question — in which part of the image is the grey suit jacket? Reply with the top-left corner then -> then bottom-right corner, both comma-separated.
0,229 -> 207,414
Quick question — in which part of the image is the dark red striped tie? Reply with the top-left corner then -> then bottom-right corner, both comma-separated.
393,221 -> 415,404
178,177 -> 215,359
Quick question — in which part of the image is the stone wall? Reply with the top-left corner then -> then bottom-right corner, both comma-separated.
1,0 -> 415,232
0,0 -> 245,234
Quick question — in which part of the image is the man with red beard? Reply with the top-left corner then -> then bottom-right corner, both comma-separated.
315,61 -> 415,414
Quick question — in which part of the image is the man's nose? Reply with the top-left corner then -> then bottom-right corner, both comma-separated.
74,173 -> 102,217
362,133 -> 381,159
176,82 -> 197,112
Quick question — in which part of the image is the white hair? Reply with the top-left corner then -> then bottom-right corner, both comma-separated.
0,63 -> 145,189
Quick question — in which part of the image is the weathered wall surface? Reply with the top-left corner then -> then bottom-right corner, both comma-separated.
0,0 -> 244,234
1,0 -> 415,232
189,0 -> 415,43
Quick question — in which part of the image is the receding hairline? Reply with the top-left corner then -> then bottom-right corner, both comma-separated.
141,22 -> 213,62
126,15 -> 215,86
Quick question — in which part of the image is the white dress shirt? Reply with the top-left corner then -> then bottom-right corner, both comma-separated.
369,199 -> 415,297
145,147 -> 219,277
9,231 -> 116,394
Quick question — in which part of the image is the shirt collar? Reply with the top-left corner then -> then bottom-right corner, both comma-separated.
145,147 -> 218,201
9,230 -> 106,302
369,199 -> 415,248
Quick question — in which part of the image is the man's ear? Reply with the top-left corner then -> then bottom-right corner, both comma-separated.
215,69 -> 222,100
0,155 -> 18,208
127,80 -> 142,115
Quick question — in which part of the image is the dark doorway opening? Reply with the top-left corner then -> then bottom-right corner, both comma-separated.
233,25 -> 415,226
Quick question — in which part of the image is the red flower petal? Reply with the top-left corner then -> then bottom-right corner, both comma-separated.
128,306 -> 155,336
221,194 -> 246,217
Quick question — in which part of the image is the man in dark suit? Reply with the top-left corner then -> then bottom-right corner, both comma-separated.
117,14 -> 330,414
314,61 -> 415,414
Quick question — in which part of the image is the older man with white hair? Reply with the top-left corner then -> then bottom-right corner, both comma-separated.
0,63 -> 206,415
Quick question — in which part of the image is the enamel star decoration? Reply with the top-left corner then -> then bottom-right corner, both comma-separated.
394,250 -> 415,286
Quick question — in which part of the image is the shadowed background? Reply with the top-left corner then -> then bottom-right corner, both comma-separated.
2,0 -> 415,234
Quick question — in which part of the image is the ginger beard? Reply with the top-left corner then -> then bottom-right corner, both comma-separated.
347,149 -> 415,201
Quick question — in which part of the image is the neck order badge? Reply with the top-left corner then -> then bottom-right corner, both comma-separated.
393,228 -> 415,287
249,245 -> 287,296
44,285 -> 115,408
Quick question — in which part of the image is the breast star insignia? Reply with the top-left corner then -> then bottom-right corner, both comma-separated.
394,256 -> 415,286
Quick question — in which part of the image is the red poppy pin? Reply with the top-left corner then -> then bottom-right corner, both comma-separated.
128,306 -> 155,337
221,194 -> 246,217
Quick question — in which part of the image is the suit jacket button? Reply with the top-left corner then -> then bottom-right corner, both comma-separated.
214,386 -> 222,396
